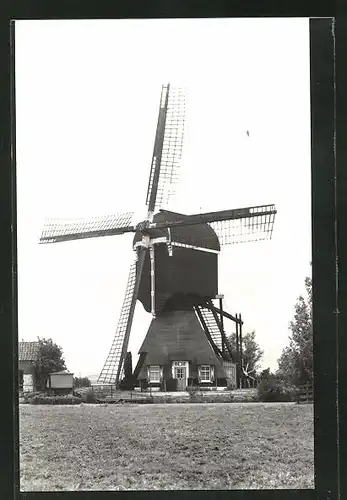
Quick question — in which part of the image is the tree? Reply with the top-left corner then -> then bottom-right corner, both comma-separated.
226,330 -> 264,385
258,368 -> 276,380
33,337 -> 67,391
277,277 -> 313,386
73,376 -> 91,388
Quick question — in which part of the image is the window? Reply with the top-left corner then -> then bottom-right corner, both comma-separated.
172,361 -> 189,379
175,367 -> 185,379
148,365 -> 161,383
200,365 -> 212,382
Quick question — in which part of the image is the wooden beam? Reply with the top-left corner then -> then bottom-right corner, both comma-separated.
150,206 -> 277,230
235,314 -> 240,389
209,304 -> 243,325
195,306 -> 223,358
239,313 -> 244,389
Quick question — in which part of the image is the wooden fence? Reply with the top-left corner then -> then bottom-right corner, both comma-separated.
74,385 -> 155,403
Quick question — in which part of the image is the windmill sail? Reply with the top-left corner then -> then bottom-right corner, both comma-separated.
209,205 -> 276,246
210,215 -> 274,245
148,204 -> 276,247
39,212 -> 135,244
146,84 -> 186,215
98,247 -> 146,385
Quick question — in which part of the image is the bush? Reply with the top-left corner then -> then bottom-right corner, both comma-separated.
257,377 -> 297,402
81,387 -> 97,403
187,385 -> 202,401
73,376 -> 91,388
186,385 -> 202,398
28,394 -> 82,405
226,380 -> 236,390
231,392 -> 260,403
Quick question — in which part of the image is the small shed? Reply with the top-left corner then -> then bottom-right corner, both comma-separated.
18,341 -> 40,392
48,370 -> 74,394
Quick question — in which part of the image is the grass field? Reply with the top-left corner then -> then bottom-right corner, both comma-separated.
19,402 -> 314,491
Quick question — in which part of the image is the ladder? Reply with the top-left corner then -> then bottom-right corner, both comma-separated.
195,305 -> 223,352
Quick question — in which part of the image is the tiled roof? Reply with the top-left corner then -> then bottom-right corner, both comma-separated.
136,310 -> 227,379
18,341 -> 40,362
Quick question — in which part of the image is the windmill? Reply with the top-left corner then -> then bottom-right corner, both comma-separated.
39,83 -> 276,390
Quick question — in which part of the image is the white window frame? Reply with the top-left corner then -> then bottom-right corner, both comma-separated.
148,365 -> 162,383
171,361 -> 189,379
198,365 -> 215,383
200,365 -> 212,382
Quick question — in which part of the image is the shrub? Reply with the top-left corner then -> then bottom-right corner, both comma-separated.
22,391 -> 44,403
81,387 -> 97,403
186,385 -> 202,398
226,380 -> 236,390
232,392 -> 260,403
28,394 -> 82,405
187,385 -> 202,402
257,376 -> 297,402
73,376 -> 91,388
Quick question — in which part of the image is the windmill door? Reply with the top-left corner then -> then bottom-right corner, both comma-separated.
173,361 -> 188,391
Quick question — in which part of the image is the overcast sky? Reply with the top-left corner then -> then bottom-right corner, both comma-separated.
15,18 -> 311,379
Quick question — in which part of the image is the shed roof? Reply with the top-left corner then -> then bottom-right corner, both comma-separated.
18,342 -> 40,362
49,370 -> 73,375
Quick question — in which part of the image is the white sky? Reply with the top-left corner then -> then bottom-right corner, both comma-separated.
15,18 -> 311,379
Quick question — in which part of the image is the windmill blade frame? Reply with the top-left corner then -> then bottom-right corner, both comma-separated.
97,246 -> 146,386
39,212 -> 136,244
146,204 -> 276,247
146,84 -> 186,216
209,207 -> 276,246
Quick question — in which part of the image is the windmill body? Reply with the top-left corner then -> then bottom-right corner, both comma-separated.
133,209 -> 219,315
135,310 -> 230,391
39,83 -> 276,391
133,209 -> 229,390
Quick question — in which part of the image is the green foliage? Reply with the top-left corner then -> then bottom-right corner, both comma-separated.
28,394 -> 82,405
73,376 -> 91,388
257,375 -> 297,402
186,385 -> 202,397
231,392 -> 260,403
277,277 -> 313,386
226,330 -> 264,375
33,338 -> 67,391
81,388 -> 97,403
258,368 -> 276,380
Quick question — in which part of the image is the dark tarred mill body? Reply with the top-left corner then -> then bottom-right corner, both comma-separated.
39,83 -> 277,390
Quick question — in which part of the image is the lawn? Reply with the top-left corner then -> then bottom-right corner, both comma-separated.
19,402 -> 314,491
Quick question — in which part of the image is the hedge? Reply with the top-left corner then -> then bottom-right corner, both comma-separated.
28,394 -> 82,405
